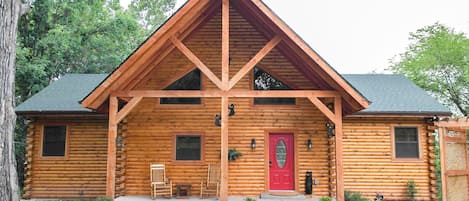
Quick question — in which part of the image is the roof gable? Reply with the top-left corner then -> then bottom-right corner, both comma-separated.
80,0 -> 368,112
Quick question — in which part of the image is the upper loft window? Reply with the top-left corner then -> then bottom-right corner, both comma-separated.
394,126 -> 420,159
42,125 -> 67,157
253,67 -> 296,105
160,69 -> 201,104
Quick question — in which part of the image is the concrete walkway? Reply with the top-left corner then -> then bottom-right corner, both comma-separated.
115,196 -> 330,201
22,195 -> 333,201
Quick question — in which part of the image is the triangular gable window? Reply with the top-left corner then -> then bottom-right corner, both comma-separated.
253,67 -> 296,105
160,69 -> 201,104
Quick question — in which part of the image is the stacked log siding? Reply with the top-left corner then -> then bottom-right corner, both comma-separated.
343,118 -> 433,200
25,119 -> 108,198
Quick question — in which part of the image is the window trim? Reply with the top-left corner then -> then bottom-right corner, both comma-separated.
391,125 -> 423,162
250,66 -> 299,108
172,133 -> 205,164
39,123 -> 70,160
158,67 -> 204,106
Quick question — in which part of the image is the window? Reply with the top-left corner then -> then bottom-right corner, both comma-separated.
160,69 -> 201,104
394,127 -> 419,159
175,135 -> 202,160
42,125 -> 67,157
253,67 -> 296,105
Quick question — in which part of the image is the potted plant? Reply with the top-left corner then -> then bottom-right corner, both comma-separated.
228,148 -> 242,161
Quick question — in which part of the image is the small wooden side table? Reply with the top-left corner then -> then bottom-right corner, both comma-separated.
175,184 -> 192,198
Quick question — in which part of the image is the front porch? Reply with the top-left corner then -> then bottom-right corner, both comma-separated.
113,97 -> 342,198
114,195 -> 332,201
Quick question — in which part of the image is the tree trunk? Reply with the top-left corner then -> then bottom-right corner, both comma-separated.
0,0 -> 26,200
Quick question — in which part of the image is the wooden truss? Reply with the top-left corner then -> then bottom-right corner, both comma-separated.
100,1 -> 364,200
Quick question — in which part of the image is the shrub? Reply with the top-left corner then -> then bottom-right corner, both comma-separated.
95,198 -> 113,201
407,180 -> 417,201
320,197 -> 333,201
244,197 -> 256,201
345,190 -> 371,201
73,198 -> 112,201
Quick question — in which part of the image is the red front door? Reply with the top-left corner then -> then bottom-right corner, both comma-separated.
269,133 -> 294,190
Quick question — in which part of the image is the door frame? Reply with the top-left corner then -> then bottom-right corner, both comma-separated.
264,129 -> 299,192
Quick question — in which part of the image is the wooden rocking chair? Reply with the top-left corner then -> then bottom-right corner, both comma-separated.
200,163 -> 221,198
150,164 -> 172,199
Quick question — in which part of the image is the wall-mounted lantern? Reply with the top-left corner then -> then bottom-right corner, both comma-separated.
228,104 -> 235,116
326,122 -> 335,138
251,138 -> 256,150
215,114 -> 221,127
306,139 -> 312,150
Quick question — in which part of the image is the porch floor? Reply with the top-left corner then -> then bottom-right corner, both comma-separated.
114,196 -> 333,201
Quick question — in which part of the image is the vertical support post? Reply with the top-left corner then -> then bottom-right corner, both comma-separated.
220,96 -> 229,201
106,96 -> 118,198
439,128 -> 447,201
221,0 -> 229,90
220,1 -> 230,200
334,97 -> 344,201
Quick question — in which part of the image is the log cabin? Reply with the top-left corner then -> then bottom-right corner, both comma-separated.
16,0 -> 451,200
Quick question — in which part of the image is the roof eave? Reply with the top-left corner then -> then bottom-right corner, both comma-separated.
349,111 -> 453,117
80,0 -> 199,110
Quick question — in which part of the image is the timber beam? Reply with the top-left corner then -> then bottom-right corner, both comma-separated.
220,1 -> 230,200
116,96 -> 143,123
106,96 -> 118,198
170,36 -> 223,90
111,90 -> 340,98
307,95 -> 344,201
228,35 -> 281,89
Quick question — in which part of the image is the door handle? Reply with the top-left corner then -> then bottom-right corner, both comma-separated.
269,160 -> 272,167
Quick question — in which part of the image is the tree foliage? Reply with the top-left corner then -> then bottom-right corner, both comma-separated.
14,0 -> 176,190
128,0 -> 176,31
391,23 -> 469,116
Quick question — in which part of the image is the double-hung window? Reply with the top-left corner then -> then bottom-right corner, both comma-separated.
42,125 -> 67,157
394,126 -> 420,159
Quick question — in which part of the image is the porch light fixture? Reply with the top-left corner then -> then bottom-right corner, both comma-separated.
425,115 -> 439,124
326,122 -> 335,138
116,136 -> 125,148
215,114 -> 221,127
228,104 -> 235,116
306,139 -> 312,150
251,138 -> 256,150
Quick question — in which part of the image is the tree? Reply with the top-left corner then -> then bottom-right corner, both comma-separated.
13,0 -> 176,192
391,23 -> 469,116
128,0 -> 176,32
0,0 -> 29,200
16,0 -> 177,103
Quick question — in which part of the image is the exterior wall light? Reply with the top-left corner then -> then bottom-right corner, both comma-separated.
326,122 -> 335,138
215,114 -> 221,127
251,138 -> 256,150
307,139 -> 312,150
228,104 -> 235,116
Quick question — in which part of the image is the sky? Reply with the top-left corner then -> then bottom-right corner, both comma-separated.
129,0 -> 469,74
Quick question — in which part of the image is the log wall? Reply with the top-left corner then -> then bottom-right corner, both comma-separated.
124,97 -> 330,197
342,117 -> 435,200
24,118 -> 108,198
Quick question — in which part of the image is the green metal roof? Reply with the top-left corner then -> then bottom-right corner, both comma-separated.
343,74 -> 451,115
16,74 -> 107,114
16,73 -> 451,116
